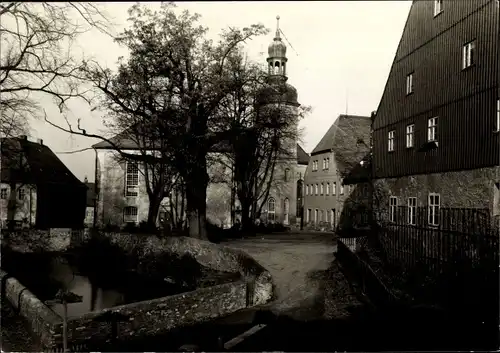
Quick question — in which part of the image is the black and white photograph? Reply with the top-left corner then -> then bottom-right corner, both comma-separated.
0,0 -> 499,351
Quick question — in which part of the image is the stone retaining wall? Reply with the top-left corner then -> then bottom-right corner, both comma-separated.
63,281 -> 247,346
0,269 -> 61,348
1,234 -> 275,350
102,234 -> 275,306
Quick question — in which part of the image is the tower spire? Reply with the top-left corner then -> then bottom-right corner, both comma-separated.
267,15 -> 287,78
275,15 -> 280,39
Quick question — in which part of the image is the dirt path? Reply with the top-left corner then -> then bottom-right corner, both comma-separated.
223,233 -> 336,320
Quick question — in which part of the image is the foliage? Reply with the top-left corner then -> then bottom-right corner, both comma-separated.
47,2 -> 270,239
0,2 -> 111,137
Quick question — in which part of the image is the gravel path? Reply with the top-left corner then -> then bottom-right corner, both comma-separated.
223,233 -> 362,320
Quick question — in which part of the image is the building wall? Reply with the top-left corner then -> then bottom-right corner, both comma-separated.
0,183 -> 36,228
95,149 -> 169,227
373,0 -> 499,178
373,166 -> 500,226
304,151 -> 361,229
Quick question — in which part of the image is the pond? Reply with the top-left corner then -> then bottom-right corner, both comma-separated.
1,248 -> 241,318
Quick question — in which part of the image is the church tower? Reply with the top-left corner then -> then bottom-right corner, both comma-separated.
257,16 -> 301,227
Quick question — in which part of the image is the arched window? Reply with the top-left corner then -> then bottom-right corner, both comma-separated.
267,197 -> 276,222
284,198 -> 290,225
274,61 -> 280,75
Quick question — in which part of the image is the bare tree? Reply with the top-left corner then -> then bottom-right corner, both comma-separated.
0,2 -> 112,137
46,3 -> 269,240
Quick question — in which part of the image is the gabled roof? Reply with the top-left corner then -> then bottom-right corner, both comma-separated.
85,182 -> 96,207
297,144 -> 309,165
311,114 -> 372,177
1,137 -> 84,187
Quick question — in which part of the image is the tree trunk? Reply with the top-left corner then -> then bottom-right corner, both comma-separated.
185,166 -> 208,240
240,200 -> 253,232
146,194 -> 162,231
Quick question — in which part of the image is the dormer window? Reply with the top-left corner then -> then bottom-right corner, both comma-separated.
434,0 -> 443,16
406,72 -> 414,95
428,117 -> 438,142
462,40 -> 475,69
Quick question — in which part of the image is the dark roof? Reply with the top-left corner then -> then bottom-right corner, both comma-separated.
1,137 -> 85,187
311,114 -> 372,155
85,182 -> 96,207
297,144 -> 309,165
311,114 -> 372,177
343,153 -> 372,185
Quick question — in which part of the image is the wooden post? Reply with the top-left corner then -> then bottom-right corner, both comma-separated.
62,299 -> 68,353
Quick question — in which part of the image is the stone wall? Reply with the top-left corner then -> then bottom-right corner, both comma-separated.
63,281 -> 247,346
0,269 -> 61,348
373,166 -> 500,225
102,233 -> 275,305
1,228 -> 90,253
1,234 -> 275,349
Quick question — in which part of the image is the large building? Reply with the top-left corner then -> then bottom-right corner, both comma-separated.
1,136 -> 87,229
92,17 -> 309,229
303,114 -> 371,230
371,0 -> 499,226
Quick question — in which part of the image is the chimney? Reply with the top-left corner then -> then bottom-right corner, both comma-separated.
84,176 -> 88,183
37,138 -> 43,145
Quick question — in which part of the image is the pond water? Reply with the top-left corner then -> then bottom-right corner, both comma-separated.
2,250 -> 240,318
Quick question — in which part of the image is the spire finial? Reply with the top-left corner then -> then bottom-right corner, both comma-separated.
275,15 -> 281,38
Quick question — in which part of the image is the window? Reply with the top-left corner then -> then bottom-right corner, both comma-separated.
305,185 -> 309,196
0,188 -> 7,199
496,98 -> 500,132
326,157 -> 330,170
428,117 -> 438,141
462,40 -> 475,69
388,130 -> 395,151
123,206 -> 138,223
434,0 -> 443,16
125,161 -> 139,196
340,183 -> 344,195
320,183 -> 324,195
389,196 -> 398,222
284,168 -> 290,182
428,193 -> 440,226
330,209 -> 336,227
18,188 -> 25,201
320,210 -> 324,222
315,184 -> 318,195
333,182 -> 336,195
283,198 -> 290,225
307,209 -> 311,222
406,72 -> 414,94
406,124 -> 415,148
267,198 -> 276,222
322,159 -> 326,170
408,197 -> 417,225
314,209 -> 318,223
326,182 -> 330,195
312,160 -> 318,171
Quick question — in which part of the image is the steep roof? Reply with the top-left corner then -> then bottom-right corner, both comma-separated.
1,137 -> 84,187
297,144 -> 309,165
311,114 -> 372,177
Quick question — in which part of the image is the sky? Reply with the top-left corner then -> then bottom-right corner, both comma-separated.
27,1 -> 412,182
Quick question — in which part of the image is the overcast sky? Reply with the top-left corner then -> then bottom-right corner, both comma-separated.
29,1 -> 411,182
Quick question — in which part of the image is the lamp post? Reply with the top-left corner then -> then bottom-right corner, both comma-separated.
45,289 -> 83,352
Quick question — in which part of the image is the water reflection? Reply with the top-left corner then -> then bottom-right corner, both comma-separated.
47,257 -> 125,318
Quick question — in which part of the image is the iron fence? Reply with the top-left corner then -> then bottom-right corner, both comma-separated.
377,207 -> 499,275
